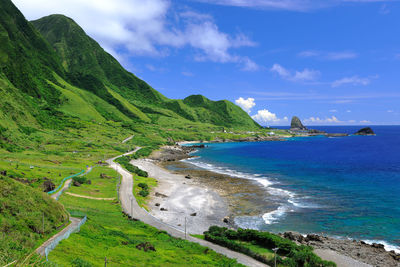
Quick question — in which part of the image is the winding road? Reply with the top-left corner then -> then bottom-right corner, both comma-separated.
107,150 -> 267,267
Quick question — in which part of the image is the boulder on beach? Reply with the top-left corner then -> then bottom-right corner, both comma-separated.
290,116 -> 307,131
354,127 -> 375,135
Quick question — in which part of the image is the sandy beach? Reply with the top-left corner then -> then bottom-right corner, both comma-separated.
131,158 -> 229,234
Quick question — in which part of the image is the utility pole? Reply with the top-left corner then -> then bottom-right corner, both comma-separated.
185,217 -> 187,240
272,248 -> 279,267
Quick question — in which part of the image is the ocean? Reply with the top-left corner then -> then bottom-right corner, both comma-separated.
184,126 -> 400,252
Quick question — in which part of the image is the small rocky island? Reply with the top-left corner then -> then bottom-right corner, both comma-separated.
354,127 -> 375,135
289,116 -> 375,138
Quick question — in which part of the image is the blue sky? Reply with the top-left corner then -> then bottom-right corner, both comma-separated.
13,0 -> 400,125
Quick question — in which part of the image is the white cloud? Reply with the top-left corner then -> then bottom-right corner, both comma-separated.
332,76 -> 371,87
270,64 -> 320,82
360,120 -> 371,123
329,109 -> 338,113
346,110 -> 352,113
195,0 -> 390,11
235,97 -> 256,113
251,109 -> 288,125
387,110 -> 394,113
298,50 -> 358,60
304,116 -> 342,124
13,0 -> 257,70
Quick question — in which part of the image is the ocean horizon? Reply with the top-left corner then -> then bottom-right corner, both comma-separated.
185,125 -> 400,253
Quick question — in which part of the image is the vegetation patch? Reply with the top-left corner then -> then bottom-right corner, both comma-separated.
204,226 -> 336,267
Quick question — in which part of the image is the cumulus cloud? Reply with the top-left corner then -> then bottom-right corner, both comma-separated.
360,120 -> 371,123
270,64 -> 320,82
304,116 -> 342,124
13,0 -> 257,69
235,97 -> 255,113
332,76 -> 371,87
298,50 -> 358,60
251,109 -> 288,125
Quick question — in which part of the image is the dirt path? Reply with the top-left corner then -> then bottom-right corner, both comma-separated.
107,150 -> 268,267
65,192 -> 115,201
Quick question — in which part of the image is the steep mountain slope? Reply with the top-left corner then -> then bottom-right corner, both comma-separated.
183,95 -> 261,129
32,14 -> 260,130
31,15 -> 166,106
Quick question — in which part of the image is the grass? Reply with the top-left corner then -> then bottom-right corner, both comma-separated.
49,194 -> 243,266
68,166 -> 119,199
133,174 -> 157,210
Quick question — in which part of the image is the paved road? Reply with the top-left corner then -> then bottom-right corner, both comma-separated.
107,150 -> 267,267
35,217 -> 82,256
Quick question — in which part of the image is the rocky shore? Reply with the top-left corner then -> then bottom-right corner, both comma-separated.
282,232 -> 400,267
147,145 -> 400,267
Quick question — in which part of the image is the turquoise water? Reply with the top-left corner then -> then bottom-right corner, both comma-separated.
186,126 -> 400,252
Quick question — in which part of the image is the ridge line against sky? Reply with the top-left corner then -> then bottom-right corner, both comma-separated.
11,0 -> 400,125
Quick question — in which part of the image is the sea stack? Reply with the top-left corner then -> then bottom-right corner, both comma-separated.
354,127 -> 375,135
290,116 -> 307,131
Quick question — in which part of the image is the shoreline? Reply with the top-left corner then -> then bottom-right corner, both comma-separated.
136,145 -> 400,266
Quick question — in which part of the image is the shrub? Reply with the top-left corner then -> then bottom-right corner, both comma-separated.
72,176 -> 87,184
139,190 -> 149,197
204,226 -> 336,267
138,183 -> 148,190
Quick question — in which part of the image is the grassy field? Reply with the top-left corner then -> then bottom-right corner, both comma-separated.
68,166 -> 120,199
48,177 -> 243,266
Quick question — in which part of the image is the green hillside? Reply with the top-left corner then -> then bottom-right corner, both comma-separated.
31,14 -> 260,130
0,175 -> 69,264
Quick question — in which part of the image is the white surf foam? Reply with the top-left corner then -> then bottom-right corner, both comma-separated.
182,159 -> 274,187
363,240 -> 400,254
262,205 -> 290,225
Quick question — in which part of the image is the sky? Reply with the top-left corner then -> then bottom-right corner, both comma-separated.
12,0 -> 400,126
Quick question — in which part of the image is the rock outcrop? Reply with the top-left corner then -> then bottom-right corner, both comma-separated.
290,116 -> 307,131
354,127 -> 375,135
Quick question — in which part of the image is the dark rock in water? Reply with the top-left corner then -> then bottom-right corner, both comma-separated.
42,179 -> 55,192
308,129 -> 326,134
354,127 -> 375,135
290,116 -> 307,131
372,243 -> 385,250
189,144 -> 206,148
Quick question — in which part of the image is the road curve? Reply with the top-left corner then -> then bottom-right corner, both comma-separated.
107,150 -> 268,267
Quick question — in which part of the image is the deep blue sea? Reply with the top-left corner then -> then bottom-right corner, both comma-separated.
185,126 -> 400,252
